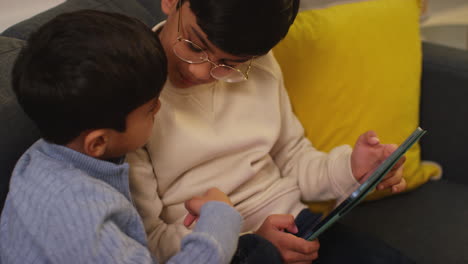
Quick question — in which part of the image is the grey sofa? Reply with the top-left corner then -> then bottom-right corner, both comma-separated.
1,0 -> 467,263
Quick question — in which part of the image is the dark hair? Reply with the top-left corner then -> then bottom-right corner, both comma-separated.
12,10 -> 167,145
185,0 -> 299,56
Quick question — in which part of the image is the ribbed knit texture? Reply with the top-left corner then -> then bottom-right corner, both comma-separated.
0,139 -> 242,264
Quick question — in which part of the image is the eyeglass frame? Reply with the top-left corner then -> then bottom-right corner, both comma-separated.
172,0 -> 253,82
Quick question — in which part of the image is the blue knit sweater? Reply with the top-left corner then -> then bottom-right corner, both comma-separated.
0,140 -> 242,264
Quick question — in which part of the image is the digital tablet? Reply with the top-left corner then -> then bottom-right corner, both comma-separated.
303,127 -> 427,241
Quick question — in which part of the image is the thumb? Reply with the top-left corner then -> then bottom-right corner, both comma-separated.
184,198 -> 205,227
365,130 -> 379,145
356,130 -> 377,147
183,213 -> 198,227
269,214 -> 299,234
184,197 -> 205,216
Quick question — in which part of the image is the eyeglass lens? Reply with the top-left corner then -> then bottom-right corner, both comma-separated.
173,40 -> 247,82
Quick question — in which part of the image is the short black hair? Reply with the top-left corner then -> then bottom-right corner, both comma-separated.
12,10 -> 167,145
185,0 -> 299,56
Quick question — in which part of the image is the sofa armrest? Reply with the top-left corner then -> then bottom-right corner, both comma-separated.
420,42 -> 468,185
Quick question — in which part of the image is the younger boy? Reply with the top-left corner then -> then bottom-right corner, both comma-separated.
0,10 -> 242,264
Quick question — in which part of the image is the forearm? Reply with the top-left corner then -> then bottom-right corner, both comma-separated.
272,82 -> 358,201
293,144 -> 359,201
127,147 -> 188,261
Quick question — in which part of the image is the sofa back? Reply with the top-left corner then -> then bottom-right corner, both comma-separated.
2,0 -> 164,40
420,42 -> 468,184
0,37 -> 40,213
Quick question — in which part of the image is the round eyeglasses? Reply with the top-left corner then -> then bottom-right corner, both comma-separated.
172,38 -> 253,83
173,1 -> 253,83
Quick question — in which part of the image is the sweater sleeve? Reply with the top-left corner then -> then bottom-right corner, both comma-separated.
168,201 -> 242,264
127,148 -> 243,263
127,146 -> 189,262
270,67 -> 360,202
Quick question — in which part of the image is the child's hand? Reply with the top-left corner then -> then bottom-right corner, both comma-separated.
351,131 -> 407,193
183,187 -> 233,227
255,214 -> 319,263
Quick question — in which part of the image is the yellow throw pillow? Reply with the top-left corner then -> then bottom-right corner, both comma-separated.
273,0 -> 441,205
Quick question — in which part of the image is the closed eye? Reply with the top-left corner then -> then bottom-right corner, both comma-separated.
220,60 -> 236,68
187,41 -> 204,53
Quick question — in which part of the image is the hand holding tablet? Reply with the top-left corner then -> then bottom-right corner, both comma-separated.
302,127 -> 427,241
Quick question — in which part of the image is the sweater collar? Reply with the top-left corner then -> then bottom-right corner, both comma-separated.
35,139 -> 131,200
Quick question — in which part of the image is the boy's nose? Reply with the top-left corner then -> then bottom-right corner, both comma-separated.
188,62 -> 214,83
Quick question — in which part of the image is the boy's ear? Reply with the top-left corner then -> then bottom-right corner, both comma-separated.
83,130 -> 109,158
161,0 -> 179,15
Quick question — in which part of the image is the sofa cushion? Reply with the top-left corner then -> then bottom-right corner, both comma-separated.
420,43 -> 468,185
1,0 -> 165,40
273,0 -> 441,204
0,37 -> 40,214
341,180 -> 468,263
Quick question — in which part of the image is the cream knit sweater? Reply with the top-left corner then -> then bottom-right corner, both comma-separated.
127,46 -> 359,262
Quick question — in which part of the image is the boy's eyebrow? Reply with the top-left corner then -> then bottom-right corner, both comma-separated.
189,27 -> 251,64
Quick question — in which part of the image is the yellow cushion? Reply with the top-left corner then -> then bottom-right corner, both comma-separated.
273,0 -> 441,207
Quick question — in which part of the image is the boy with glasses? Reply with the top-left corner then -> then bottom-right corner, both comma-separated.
128,0 -> 413,263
